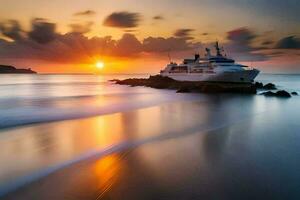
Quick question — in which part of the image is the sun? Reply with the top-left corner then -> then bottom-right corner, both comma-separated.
96,61 -> 104,69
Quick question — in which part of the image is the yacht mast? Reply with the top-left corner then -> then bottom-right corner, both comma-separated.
215,41 -> 222,57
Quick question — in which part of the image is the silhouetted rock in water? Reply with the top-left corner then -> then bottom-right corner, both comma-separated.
263,83 -> 277,90
276,90 -> 291,97
109,79 -> 120,82
114,75 -> 257,94
176,87 -> 191,93
0,65 -> 37,74
261,91 -> 276,96
261,90 -> 291,98
255,82 -> 277,90
255,82 -> 264,88
291,92 -> 298,95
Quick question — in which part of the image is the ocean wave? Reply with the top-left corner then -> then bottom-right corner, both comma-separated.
0,91 -> 200,130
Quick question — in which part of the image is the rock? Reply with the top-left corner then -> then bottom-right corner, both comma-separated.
276,90 -> 291,97
255,82 -> 264,88
196,84 -> 222,93
291,92 -> 298,95
176,87 -> 191,93
255,82 -> 277,90
263,83 -> 276,90
115,75 -> 258,94
261,90 -> 291,97
261,91 -> 277,96
109,79 -> 120,82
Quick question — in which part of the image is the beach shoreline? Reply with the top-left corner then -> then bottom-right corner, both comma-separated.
1,92 -> 300,199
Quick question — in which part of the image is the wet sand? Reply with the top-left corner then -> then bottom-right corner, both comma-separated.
1,94 -> 300,199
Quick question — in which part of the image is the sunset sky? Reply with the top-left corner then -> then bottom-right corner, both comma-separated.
0,0 -> 299,73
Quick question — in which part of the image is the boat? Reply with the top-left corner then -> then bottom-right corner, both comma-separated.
160,42 -> 260,83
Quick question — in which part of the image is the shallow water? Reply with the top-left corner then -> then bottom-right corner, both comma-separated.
0,74 -> 198,128
0,73 -> 299,129
0,74 -> 300,199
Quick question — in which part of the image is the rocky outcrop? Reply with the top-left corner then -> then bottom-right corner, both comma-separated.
291,92 -> 298,95
0,65 -> 37,74
115,75 -> 257,94
176,87 -> 191,93
114,75 -> 296,98
254,82 -> 264,88
261,90 -> 292,98
263,83 -> 277,90
255,82 -> 277,90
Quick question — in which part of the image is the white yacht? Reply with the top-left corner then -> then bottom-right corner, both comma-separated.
160,42 -> 260,83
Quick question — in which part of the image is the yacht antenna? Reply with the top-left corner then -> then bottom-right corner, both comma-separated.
167,51 -> 172,63
215,41 -> 222,56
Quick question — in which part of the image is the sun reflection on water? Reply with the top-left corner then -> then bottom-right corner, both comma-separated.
93,154 -> 123,195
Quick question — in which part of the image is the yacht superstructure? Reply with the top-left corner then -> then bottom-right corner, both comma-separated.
160,42 -> 259,83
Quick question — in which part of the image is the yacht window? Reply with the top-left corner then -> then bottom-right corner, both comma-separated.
205,70 -> 215,74
170,66 -> 188,73
191,67 -> 203,73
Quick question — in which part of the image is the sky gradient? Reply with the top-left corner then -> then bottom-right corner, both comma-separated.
0,0 -> 299,73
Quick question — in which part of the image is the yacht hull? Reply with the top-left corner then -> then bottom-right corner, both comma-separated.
160,69 -> 259,83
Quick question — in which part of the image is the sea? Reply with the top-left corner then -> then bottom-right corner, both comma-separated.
0,73 -> 299,199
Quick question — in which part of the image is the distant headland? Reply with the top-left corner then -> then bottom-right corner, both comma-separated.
0,65 -> 37,74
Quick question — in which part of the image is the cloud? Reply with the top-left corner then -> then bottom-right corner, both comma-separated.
153,15 -> 164,20
103,11 -> 141,28
227,27 -> 256,45
275,36 -> 300,49
115,33 -> 142,56
28,18 -> 57,44
0,32 -> 114,63
174,29 -> 195,39
0,20 -> 24,41
69,21 -> 93,34
73,10 -> 96,16
225,27 -> 268,61
124,29 -> 136,33
0,24 -> 201,65
1,20 -> 284,66
143,36 -> 197,53
261,40 -> 273,46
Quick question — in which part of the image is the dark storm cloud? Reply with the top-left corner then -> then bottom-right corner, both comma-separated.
73,10 -> 96,16
0,20 -> 24,41
69,21 -> 93,34
275,36 -> 300,49
174,29 -> 195,38
28,18 -> 57,44
153,15 -> 164,20
103,11 -> 141,28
